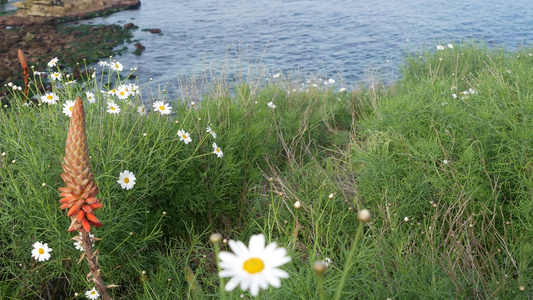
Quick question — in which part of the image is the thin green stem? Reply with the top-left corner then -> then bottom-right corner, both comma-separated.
333,221 -> 364,300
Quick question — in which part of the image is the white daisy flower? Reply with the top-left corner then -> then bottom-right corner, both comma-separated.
116,86 -> 130,100
31,241 -> 52,262
267,101 -> 276,109
34,71 -> 44,76
447,43 -> 453,49
206,126 -> 217,138
322,257 -> 331,268
272,73 -> 280,79
110,61 -> 123,72
62,100 -> 75,117
212,142 -> 223,158
117,170 -> 136,190
86,91 -> 96,103
107,102 -> 120,114
7,82 -> 12,87
138,105 -> 146,116
328,78 -> 335,84
218,233 -> 291,297
85,287 -> 100,300
178,129 -> 192,144
153,101 -> 172,115
128,84 -> 140,96
47,57 -> 58,68
64,79 -> 77,85
339,87 -> 346,92
74,232 -> 94,251
452,94 -> 457,99
41,92 -> 59,105
436,45 -> 445,50
50,72 -> 62,81
98,61 -> 109,67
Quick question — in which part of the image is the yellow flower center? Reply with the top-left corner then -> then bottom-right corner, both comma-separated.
47,95 -> 53,100
243,257 -> 264,274
216,148 -> 220,152
91,291 -> 96,295
111,107 -> 115,110
159,106 -> 165,110
69,106 -> 73,112
182,134 -> 187,139
124,178 -> 129,183
115,64 -> 119,69
38,248 -> 44,254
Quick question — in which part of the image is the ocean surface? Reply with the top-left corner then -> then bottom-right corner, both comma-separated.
3,0 -> 533,91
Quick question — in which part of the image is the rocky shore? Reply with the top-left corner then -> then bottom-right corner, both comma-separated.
0,0 -> 141,97
0,0 -> 141,27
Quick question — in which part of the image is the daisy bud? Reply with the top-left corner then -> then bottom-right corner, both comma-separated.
210,233 -> 222,244
162,211 -> 167,215
313,261 -> 327,276
11,160 -> 16,164
357,209 -> 371,223
42,183 -> 46,187
142,270 -> 146,275
223,239 -> 228,244
1,152 -> 5,157
143,133 -> 147,137
268,177 -> 274,182
294,201 -> 301,210
167,278 -> 171,282
404,217 -> 409,222
519,286 -> 525,292
328,193 -> 334,199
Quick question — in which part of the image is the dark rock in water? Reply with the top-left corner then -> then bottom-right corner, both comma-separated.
149,28 -> 161,34
124,22 -> 136,29
133,42 -> 145,56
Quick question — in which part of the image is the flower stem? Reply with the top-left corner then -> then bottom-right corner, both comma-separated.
81,229 -> 112,300
333,221 -> 364,300
213,241 -> 227,300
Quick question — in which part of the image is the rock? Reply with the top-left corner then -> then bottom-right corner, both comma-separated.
24,32 -> 35,42
149,28 -> 161,34
0,0 -> 141,26
135,42 -> 145,50
124,22 -> 135,29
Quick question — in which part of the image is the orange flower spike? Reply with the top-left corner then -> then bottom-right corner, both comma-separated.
59,97 -> 104,232
17,49 -> 29,97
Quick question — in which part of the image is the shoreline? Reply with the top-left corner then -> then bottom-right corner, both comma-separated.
0,0 -> 141,97
0,0 -> 140,28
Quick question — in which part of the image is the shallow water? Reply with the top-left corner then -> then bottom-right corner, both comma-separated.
5,0 -> 533,90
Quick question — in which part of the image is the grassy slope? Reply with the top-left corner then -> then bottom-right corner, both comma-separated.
0,44 -> 532,299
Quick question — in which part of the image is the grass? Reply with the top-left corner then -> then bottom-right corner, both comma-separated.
0,41 -> 532,299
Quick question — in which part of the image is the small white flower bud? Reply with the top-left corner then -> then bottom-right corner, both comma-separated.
357,209 -> 371,223
210,233 -> 222,243
294,201 -> 301,210
313,261 -> 327,276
